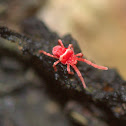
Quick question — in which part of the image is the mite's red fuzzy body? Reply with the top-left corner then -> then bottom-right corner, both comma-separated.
39,39 -> 108,88
53,46 -> 76,64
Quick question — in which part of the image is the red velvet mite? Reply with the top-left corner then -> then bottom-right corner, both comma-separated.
39,39 -> 108,88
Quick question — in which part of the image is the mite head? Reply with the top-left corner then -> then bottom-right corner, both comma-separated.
52,45 -> 66,57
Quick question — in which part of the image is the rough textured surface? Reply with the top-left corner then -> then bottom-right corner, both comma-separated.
0,17 -> 126,126
0,38 -> 70,126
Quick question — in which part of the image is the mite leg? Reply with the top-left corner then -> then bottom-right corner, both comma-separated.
39,50 -> 58,59
71,65 -> 86,88
53,60 -> 60,71
68,44 -> 74,51
77,58 -> 108,70
75,53 -> 83,58
84,59 -> 108,70
67,64 -> 74,75
58,39 -> 65,48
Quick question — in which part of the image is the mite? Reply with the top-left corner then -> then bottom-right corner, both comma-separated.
39,39 -> 108,88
